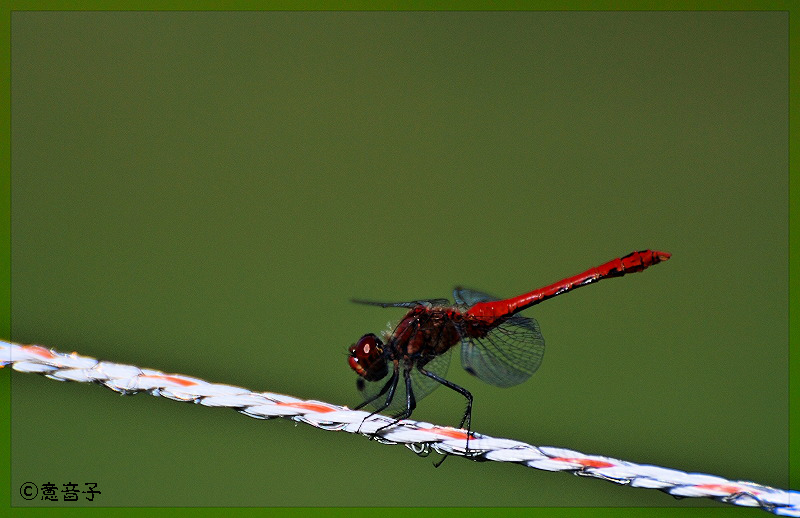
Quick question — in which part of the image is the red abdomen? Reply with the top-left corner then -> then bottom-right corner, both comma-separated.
467,250 -> 670,324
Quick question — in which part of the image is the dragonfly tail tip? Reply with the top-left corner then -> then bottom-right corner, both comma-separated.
654,250 -> 671,262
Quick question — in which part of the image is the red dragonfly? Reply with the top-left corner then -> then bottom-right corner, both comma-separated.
348,250 -> 671,432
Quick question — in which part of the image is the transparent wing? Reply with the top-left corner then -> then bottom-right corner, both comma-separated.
454,287 -> 546,388
453,287 -> 498,307
356,347 -> 453,417
352,298 -> 450,309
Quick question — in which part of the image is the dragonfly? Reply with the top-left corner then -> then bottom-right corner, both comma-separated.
348,250 -> 671,434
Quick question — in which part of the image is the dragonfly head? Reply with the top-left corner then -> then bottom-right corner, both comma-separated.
349,333 -> 389,382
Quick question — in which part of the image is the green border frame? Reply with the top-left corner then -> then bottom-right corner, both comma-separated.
0,2 -> 795,517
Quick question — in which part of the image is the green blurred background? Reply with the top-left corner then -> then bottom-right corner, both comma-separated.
10,11 -> 787,507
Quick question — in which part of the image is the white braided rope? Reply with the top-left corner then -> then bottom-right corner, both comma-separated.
2,340 -> 796,514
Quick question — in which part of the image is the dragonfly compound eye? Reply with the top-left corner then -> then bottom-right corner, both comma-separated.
348,333 -> 388,382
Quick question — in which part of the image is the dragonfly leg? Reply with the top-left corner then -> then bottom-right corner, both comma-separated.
417,365 -> 473,430
354,363 -> 397,410
417,364 -> 474,459
391,367 -> 417,421
356,360 -> 400,435
374,367 -> 417,435
373,359 -> 401,414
